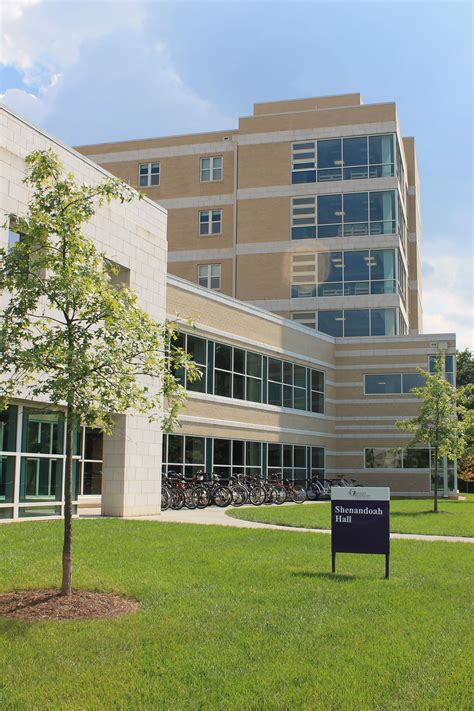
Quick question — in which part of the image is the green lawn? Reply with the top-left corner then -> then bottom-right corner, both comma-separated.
228,495 -> 474,537
0,520 -> 473,710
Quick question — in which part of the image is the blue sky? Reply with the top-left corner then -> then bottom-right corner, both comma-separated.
1,0 -> 472,349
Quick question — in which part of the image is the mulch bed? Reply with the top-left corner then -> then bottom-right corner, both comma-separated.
0,589 -> 139,621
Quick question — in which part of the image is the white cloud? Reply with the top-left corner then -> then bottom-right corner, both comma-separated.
422,245 -> 474,351
0,0 -> 145,76
0,86 -> 47,123
0,0 -> 232,142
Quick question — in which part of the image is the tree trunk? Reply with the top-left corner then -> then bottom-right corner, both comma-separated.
433,445 -> 439,514
61,403 -> 74,595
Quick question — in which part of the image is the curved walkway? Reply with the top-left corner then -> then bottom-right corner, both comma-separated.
84,503 -> 474,544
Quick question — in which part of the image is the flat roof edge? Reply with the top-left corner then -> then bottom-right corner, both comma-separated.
1,103 -> 167,217
166,274 -> 336,343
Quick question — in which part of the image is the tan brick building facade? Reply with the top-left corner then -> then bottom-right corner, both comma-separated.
78,93 -> 423,338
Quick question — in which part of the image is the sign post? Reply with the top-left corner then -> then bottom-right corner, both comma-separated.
331,487 -> 390,578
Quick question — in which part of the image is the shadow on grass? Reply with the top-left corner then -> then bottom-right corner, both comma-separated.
391,510 -> 452,517
0,619 -> 31,636
292,571 -> 354,582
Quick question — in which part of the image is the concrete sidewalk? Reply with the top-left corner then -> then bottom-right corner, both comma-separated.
80,504 -> 474,543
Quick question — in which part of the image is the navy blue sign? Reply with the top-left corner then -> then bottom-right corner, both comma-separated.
331,487 -> 390,578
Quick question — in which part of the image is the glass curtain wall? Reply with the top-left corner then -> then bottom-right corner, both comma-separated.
162,434 -> 326,484
292,134 -> 396,184
0,404 -> 104,520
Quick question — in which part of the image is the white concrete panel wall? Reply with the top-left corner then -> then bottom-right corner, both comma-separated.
0,105 -> 168,517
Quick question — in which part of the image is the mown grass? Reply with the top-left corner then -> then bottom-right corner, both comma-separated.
0,519 -> 473,710
228,495 -> 474,537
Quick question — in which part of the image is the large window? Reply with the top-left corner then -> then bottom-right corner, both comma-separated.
198,264 -> 221,290
214,343 -> 262,403
199,210 -> 222,236
164,434 -> 205,478
292,134 -> 395,184
174,332 -> 207,393
364,373 -> 425,394
268,358 -> 306,410
178,335 -> 325,413
162,434 -> 326,484
318,308 -> 397,337
200,156 -> 222,182
213,439 -> 262,479
290,309 -> 398,337
138,162 -> 160,187
268,443 -> 307,484
292,249 -> 398,299
291,191 -> 398,240
429,355 -> 455,385
20,410 -> 65,503
365,447 -> 430,469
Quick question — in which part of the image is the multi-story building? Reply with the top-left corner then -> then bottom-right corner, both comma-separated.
77,93 -> 423,339
0,101 -> 456,522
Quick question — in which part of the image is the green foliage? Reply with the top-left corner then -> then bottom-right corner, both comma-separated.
456,348 -> 474,390
395,355 -> 469,462
0,149 -> 199,433
0,520 -> 471,710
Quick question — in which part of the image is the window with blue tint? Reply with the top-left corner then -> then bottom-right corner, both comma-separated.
317,140 -> 342,182
371,308 -> 396,336
370,249 -> 396,295
397,252 -> 407,303
343,192 -> 369,236
344,309 -> 370,337
369,191 -> 396,234
343,137 -> 368,180
369,135 -> 394,177
318,310 -> 344,337
8,230 -> 21,251
429,354 -> 455,384
365,374 -> 402,394
317,194 -> 342,238
343,251 -> 369,295
317,252 -> 343,296
402,373 -> 425,393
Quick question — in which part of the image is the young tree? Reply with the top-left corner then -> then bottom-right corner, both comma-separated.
0,149 -> 198,595
396,355 -> 470,512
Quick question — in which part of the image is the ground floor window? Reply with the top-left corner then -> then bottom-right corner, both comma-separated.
0,404 -> 104,519
162,434 -> 325,484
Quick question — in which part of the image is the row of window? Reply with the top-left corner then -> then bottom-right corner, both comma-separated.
365,447 -> 430,469
291,190 -> 405,240
0,407 -> 103,511
139,156 -> 223,187
138,135 -> 406,189
291,307 -> 402,337
364,373 -> 425,394
291,249 -> 406,299
363,361 -> 455,393
174,333 -> 325,413
162,433 -> 325,483
292,134 -> 405,187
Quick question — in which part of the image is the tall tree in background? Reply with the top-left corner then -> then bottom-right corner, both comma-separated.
396,355 -> 469,512
0,150 -> 198,595
456,349 -> 474,491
